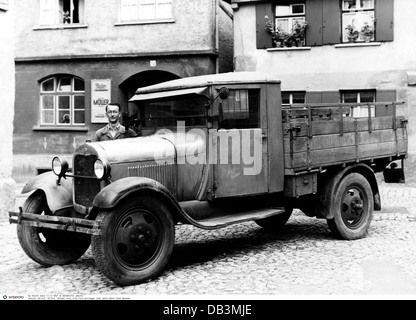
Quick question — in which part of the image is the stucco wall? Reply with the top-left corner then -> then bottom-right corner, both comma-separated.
218,1 -> 234,73
15,0 -> 218,58
233,0 -> 416,156
0,2 -> 16,219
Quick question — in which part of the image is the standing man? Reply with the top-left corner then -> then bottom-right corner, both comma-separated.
94,102 -> 137,141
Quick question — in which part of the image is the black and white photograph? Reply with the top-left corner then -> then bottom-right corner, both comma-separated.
1,0 -> 416,309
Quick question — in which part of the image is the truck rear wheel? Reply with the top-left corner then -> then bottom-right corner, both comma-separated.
254,208 -> 293,230
326,173 -> 373,240
91,195 -> 175,286
17,191 -> 91,266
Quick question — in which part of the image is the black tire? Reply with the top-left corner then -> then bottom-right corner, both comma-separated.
91,195 -> 175,286
255,208 -> 293,230
17,191 -> 91,266
326,173 -> 373,240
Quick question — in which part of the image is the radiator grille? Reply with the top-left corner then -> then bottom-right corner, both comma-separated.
128,163 -> 176,196
74,155 -> 101,208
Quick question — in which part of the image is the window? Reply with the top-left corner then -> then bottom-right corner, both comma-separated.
220,90 -> 260,129
275,3 -> 305,35
342,0 -> 374,43
282,91 -> 306,106
120,0 -> 172,22
140,95 -> 206,128
256,0 -> 394,49
39,0 -> 85,25
341,90 -> 375,118
40,76 -> 85,126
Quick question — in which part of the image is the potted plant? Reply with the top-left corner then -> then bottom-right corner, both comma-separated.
345,24 -> 359,42
265,17 -> 307,48
288,20 -> 308,47
360,23 -> 374,42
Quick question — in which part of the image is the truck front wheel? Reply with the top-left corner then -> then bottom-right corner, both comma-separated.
326,173 -> 373,240
91,195 -> 175,286
17,191 -> 91,266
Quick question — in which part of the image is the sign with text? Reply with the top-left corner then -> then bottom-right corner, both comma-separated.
91,79 -> 111,123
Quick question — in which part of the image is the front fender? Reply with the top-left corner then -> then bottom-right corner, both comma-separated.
93,177 -> 179,210
21,171 -> 73,212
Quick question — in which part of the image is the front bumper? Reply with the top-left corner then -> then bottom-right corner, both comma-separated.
9,207 -> 101,236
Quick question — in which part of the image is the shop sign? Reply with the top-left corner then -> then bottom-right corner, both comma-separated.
91,79 -> 111,123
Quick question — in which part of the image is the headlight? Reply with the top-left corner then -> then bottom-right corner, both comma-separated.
52,157 -> 69,176
94,159 -> 110,180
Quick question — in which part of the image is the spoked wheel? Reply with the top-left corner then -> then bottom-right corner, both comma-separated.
91,195 -> 175,286
327,173 -> 373,240
17,191 -> 91,266
255,207 -> 293,230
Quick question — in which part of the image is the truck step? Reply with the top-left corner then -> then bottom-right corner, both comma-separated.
195,207 -> 285,229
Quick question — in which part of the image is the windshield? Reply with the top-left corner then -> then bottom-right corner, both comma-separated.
137,94 -> 207,130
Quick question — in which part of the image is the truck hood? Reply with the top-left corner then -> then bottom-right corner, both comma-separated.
78,131 -> 206,164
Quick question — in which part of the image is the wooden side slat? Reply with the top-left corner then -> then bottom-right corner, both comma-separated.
283,104 -> 407,171
284,129 -> 406,155
283,116 -> 406,137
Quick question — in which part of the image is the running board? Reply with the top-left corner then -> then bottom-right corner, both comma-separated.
195,207 -> 285,228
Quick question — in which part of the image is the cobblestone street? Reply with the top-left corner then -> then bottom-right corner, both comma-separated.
1,182 -> 416,299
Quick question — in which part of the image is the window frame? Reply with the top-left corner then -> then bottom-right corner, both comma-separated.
341,0 -> 375,43
39,76 -> 86,126
119,0 -> 173,23
220,89 -> 261,129
281,91 -> 306,106
39,0 -> 85,26
275,3 -> 306,34
341,89 -> 376,118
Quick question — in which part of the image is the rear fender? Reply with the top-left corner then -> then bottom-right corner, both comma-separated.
92,177 -> 188,224
21,171 -> 73,212
318,164 -> 380,219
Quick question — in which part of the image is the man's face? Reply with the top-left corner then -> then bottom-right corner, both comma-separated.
106,105 -> 121,124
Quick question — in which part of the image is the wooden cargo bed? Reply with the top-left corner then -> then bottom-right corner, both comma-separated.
283,102 -> 408,174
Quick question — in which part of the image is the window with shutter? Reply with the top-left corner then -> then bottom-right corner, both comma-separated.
375,0 -> 394,42
256,3 -> 274,49
256,0 -> 393,49
306,0 -> 341,46
342,0 -> 375,43
39,0 -> 84,25
305,0 -> 323,46
376,90 -> 396,116
305,91 -> 323,103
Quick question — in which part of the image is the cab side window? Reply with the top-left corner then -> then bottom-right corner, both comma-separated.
220,89 -> 260,129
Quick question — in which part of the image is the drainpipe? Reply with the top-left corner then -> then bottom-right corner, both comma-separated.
215,0 -> 219,74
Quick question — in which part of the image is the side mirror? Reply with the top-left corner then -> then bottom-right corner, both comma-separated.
218,87 -> 230,100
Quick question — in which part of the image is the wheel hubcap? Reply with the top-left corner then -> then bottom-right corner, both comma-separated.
114,209 -> 161,267
341,187 -> 366,228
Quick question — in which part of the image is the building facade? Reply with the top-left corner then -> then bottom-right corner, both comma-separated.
13,0 -> 233,179
231,0 -> 416,158
0,0 -> 16,219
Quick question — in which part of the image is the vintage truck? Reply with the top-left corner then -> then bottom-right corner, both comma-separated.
9,72 -> 408,286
